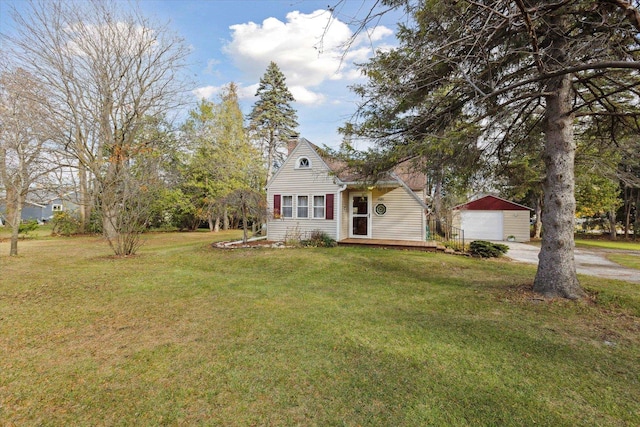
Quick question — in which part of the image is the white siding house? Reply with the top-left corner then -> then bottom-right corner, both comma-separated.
266,138 -> 428,242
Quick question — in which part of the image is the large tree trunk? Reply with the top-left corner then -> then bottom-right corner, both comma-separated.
533,72 -> 583,299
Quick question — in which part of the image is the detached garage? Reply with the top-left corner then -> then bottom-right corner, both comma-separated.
452,195 -> 531,242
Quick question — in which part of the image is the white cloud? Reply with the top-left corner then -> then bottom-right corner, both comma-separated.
203,59 -> 220,75
192,83 -> 258,101
222,9 -> 393,106
192,85 -> 221,100
290,86 -> 326,105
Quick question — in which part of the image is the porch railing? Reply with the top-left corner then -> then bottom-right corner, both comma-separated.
426,219 -> 465,252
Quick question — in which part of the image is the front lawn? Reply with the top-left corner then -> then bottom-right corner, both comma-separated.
0,232 -> 638,426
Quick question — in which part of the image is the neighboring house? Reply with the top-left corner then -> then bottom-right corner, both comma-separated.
0,191 -> 79,223
266,138 -> 429,242
452,195 -> 532,242
0,199 -> 45,223
40,194 -> 79,221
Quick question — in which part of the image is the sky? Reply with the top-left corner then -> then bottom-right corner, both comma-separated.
1,0 -> 400,149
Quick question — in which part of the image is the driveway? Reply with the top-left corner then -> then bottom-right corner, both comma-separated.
502,241 -> 640,283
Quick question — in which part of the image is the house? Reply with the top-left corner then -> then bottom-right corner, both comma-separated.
266,138 -> 429,243
0,191 -> 79,223
0,199 -> 45,223
452,195 -> 532,242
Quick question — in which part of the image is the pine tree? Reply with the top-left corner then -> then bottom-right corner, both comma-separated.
248,61 -> 299,184
346,0 -> 640,299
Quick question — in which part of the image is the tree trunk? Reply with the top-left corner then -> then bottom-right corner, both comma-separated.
78,163 -> 89,232
608,207 -> 617,240
214,217 -> 220,232
635,190 -> 640,241
533,72 -> 583,299
102,202 -> 119,241
242,198 -> 249,243
208,215 -> 214,232
223,207 -> 229,230
534,195 -> 543,239
4,187 -> 17,229
623,186 -> 631,239
9,205 -> 22,256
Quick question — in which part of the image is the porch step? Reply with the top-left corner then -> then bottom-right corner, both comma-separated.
338,238 -> 446,252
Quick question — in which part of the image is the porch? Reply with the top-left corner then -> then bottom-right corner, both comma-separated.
338,238 -> 444,252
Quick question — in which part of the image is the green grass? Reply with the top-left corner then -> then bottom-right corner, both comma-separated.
1,232 -> 639,426
607,253 -> 640,270
575,237 -> 640,251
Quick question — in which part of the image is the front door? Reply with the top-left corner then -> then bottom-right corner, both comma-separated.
349,192 -> 371,238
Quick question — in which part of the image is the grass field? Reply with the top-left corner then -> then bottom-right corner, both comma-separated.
575,237 -> 640,251
1,232 -> 639,426
607,253 -> 640,270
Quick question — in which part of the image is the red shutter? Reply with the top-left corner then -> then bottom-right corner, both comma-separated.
325,193 -> 334,220
273,194 -> 281,217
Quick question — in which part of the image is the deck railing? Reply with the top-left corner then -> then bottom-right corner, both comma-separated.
426,219 -> 465,252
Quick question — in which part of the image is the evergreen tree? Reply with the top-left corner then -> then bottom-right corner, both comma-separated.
248,61 -> 299,184
346,0 -> 640,299
182,84 -> 264,231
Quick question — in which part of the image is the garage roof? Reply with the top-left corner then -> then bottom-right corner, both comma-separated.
454,195 -> 531,211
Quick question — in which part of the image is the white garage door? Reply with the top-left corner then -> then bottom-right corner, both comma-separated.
460,211 -> 503,240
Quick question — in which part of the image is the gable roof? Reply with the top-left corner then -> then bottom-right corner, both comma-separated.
265,137 -> 336,189
454,195 -> 532,211
302,139 -> 426,191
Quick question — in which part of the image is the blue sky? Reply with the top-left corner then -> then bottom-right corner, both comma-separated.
1,0 -> 399,149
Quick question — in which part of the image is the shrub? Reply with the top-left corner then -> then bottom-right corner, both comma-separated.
469,240 -> 509,258
51,211 -> 80,236
300,230 -> 337,248
18,220 -> 39,237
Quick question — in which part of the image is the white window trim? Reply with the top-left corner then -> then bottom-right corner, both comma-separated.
296,194 -> 309,219
295,156 -> 311,169
281,195 -> 293,219
313,195 -> 325,219
52,204 -> 63,212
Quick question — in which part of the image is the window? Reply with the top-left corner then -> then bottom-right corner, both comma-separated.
297,195 -> 308,218
52,204 -> 63,212
282,196 -> 293,218
313,195 -> 325,218
296,157 -> 310,168
375,203 -> 387,216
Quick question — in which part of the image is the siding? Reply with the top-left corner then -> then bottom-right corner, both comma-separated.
371,188 -> 425,241
266,141 -> 340,241
502,210 -> 530,242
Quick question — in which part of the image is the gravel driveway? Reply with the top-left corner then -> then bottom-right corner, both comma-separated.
502,241 -> 640,283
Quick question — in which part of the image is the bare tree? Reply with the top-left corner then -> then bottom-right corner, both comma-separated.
0,68 -> 57,256
3,0 -> 190,255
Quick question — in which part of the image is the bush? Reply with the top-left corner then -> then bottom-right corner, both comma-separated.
51,211 -> 80,236
300,230 -> 337,248
18,220 -> 39,236
469,240 -> 509,258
